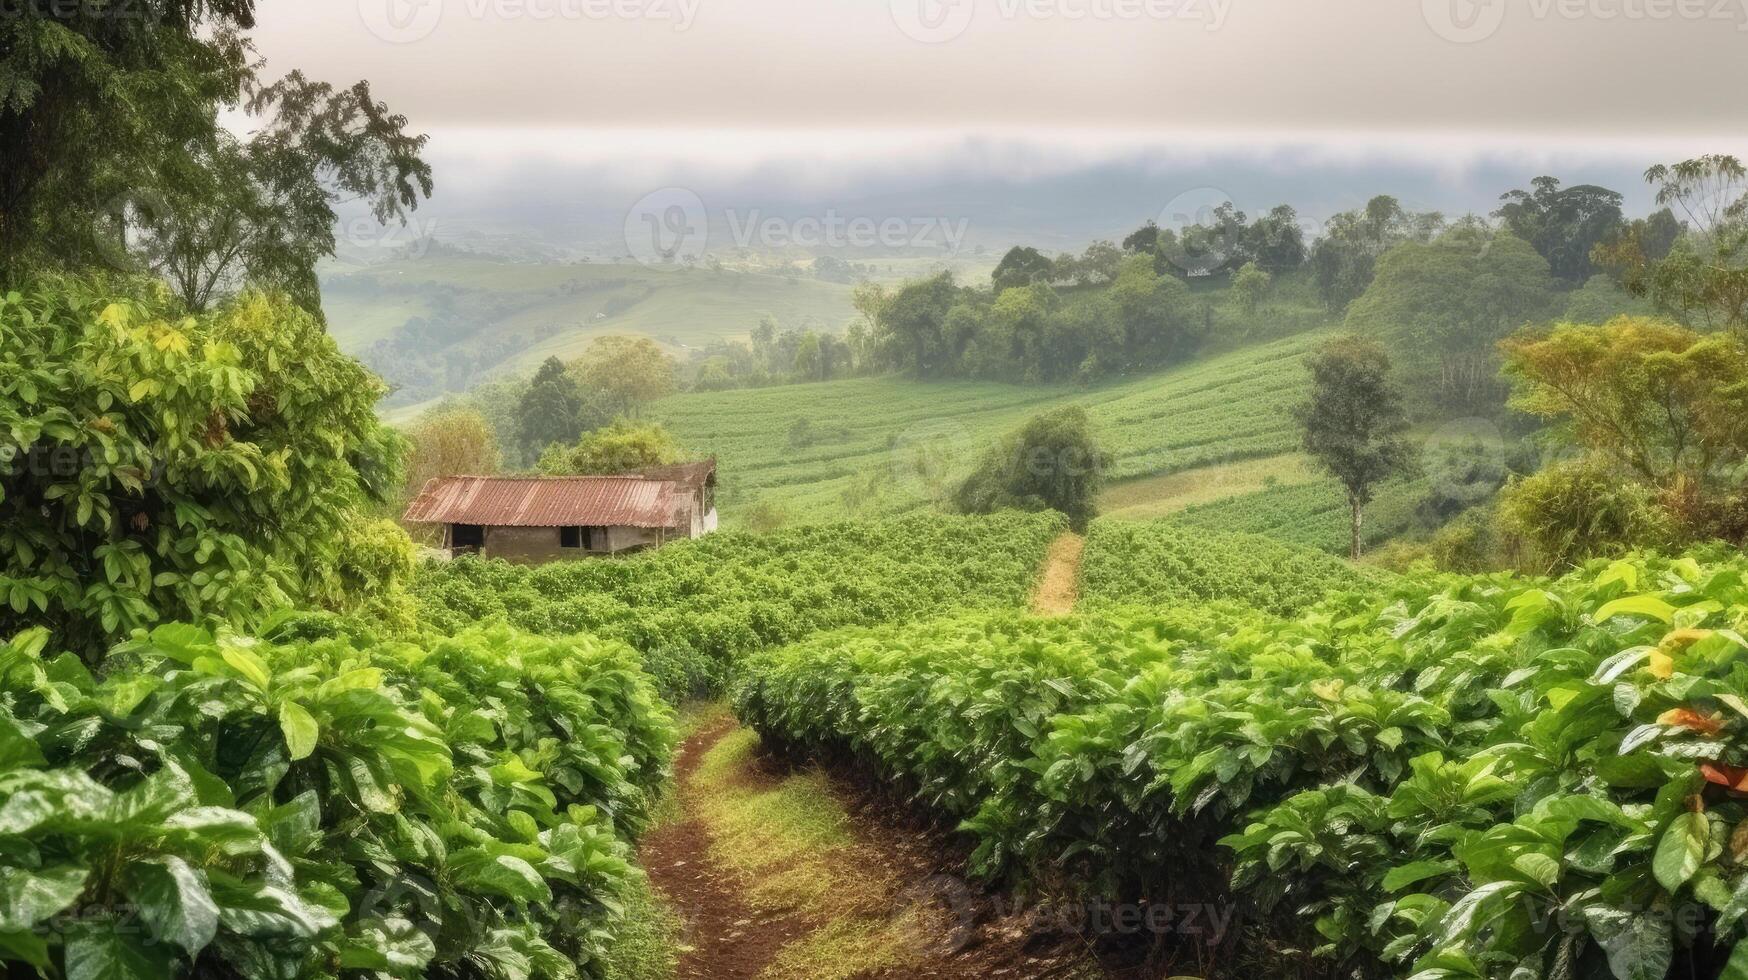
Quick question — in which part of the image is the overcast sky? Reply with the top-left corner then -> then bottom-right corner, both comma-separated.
255,0 -> 1748,244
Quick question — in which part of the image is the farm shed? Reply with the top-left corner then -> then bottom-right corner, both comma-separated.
403,460 -> 718,563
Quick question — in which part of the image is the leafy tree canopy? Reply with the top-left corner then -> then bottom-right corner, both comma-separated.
992,246 -> 1056,292
516,356 -> 595,461
1295,333 -> 1416,559
1345,229 -> 1556,411
0,1 -> 431,314
571,335 -> 678,417
953,406 -> 1111,529
1493,175 -> 1624,284
1502,317 -> 1748,492
537,419 -> 685,476
0,276 -> 408,654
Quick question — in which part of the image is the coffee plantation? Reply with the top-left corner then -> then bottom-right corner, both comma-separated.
0,616 -> 672,978
734,549 -> 1748,978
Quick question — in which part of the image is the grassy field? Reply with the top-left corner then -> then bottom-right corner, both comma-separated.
1167,472 -> 1431,554
651,330 -> 1329,521
1097,452 -> 1319,520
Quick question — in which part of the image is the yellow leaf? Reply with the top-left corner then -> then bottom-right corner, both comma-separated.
1650,650 -> 1675,679
221,643 -> 272,690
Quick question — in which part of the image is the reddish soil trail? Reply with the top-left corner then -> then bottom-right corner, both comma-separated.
1032,532 -> 1086,616
640,714 -> 1104,980
640,718 -> 812,980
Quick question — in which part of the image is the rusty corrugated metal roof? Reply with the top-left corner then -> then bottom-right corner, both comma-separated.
402,476 -> 680,528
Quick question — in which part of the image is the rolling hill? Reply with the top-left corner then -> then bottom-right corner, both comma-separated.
650,330 -> 1331,522
322,254 -> 861,408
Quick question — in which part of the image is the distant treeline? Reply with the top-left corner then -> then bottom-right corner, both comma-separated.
823,177 -> 1685,407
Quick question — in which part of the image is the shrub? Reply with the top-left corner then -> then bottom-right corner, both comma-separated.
0,617 -> 674,978
738,548 -> 1748,977
0,277 -> 407,655
1499,456 -> 1674,569
1079,521 -> 1383,616
953,407 -> 1110,529
412,512 -> 1067,680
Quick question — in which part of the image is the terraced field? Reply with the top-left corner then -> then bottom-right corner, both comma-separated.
653,330 -> 1329,521
1169,472 -> 1431,554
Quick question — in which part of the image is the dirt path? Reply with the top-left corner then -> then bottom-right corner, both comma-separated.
641,716 -> 812,980
1032,532 -> 1085,616
641,711 -> 1102,980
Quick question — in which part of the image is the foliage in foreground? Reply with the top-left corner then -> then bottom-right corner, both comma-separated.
411,512 -> 1068,696
1078,520 -> 1383,616
737,549 -> 1748,978
0,617 -> 674,979
0,279 -> 411,655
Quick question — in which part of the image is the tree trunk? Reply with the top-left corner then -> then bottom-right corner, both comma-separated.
1349,494 -> 1364,562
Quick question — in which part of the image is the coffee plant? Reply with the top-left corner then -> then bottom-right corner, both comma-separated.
0,278 -> 410,656
0,615 -> 673,979
412,511 -> 1067,686
736,548 -> 1748,978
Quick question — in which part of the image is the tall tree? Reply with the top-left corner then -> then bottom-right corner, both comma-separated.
992,246 -> 1056,292
0,1 -> 250,285
1245,204 -> 1307,272
870,272 -> 959,377
0,2 -> 431,307
1605,155 -> 1748,333
1296,334 -> 1416,560
1493,176 -> 1624,284
517,357 -> 588,460
1308,195 -> 1444,312
572,336 -> 677,417
1109,255 -> 1199,364
114,73 -> 432,314
1345,229 -> 1556,410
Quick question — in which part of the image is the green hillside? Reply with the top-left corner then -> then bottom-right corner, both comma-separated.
651,330 -> 1329,521
322,255 -> 858,407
